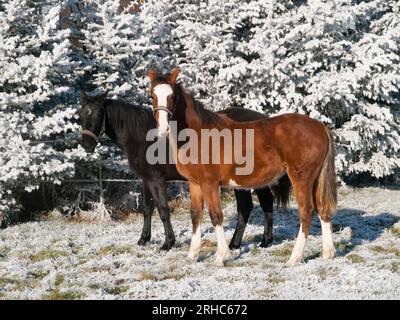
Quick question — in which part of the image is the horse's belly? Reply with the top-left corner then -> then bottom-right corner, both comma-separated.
221,149 -> 285,189
223,170 -> 285,189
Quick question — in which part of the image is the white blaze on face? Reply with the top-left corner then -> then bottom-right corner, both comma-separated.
153,84 -> 173,136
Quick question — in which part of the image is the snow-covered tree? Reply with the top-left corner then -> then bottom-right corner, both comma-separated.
167,0 -> 400,182
71,0 -> 174,172
0,0 -> 89,224
1,0 -> 399,225
0,0 -> 173,224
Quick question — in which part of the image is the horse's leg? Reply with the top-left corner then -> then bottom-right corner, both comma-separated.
316,189 -> 335,260
229,189 -> 253,249
188,182 -> 204,262
147,179 -> 176,250
286,172 -> 315,266
202,183 -> 230,266
255,187 -> 274,248
137,180 -> 154,245
319,215 -> 335,259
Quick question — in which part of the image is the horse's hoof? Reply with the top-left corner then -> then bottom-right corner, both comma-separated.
260,239 -> 272,248
160,240 -> 175,251
187,252 -> 198,263
214,250 -> 231,267
137,236 -> 150,246
229,242 -> 240,250
224,251 -> 232,261
214,257 -> 225,267
285,260 -> 296,267
286,257 -> 301,267
322,247 -> 336,260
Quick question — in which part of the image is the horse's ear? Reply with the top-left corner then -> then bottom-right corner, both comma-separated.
99,90 -> 108,101
80,91 -> 89,104
149,67 -> 156,81
168,67 -> 180,84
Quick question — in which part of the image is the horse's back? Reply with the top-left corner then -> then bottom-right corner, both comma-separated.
261,113 -> 330,165
218,107 -> 267,122
266,113 -> 328,143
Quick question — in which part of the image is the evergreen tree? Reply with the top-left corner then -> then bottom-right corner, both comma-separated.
1,0 -> 399,224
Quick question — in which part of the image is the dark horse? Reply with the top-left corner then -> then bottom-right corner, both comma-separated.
148,67 -> 337,266
78,91 -> 290,250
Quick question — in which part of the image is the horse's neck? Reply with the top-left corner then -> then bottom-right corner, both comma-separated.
104,100 -> 149,148
103,102 -> 120,145
167,86 -> 198,164
174,85 -> 202,131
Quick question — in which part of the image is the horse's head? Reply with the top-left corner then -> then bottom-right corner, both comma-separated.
78,91 -> 108,152
148,67 -> 180,137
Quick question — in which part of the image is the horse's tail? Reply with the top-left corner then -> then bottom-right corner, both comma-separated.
271,174 -> 291,209
315,126 -> 337,218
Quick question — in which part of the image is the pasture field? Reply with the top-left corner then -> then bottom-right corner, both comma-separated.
0,186 -> 399,300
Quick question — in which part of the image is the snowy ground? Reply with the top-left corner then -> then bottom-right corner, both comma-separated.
0,186 -> 399,300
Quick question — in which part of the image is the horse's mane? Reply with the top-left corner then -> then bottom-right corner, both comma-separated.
177,84 -> 225,127
104,99 -> 155,139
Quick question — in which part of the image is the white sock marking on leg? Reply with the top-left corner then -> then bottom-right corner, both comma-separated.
319,216 -> 335,259
188,224 -> 201,261
287,223 -> 307,266
214,224 -> 230,266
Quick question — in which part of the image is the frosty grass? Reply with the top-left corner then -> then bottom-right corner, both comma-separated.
0,186 -> 399,300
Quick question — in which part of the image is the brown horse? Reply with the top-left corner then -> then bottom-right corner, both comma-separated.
148,67 -> 337,266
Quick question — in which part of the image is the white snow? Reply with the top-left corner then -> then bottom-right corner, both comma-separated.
1,0 -> 400,226
0,186 -> 399,300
